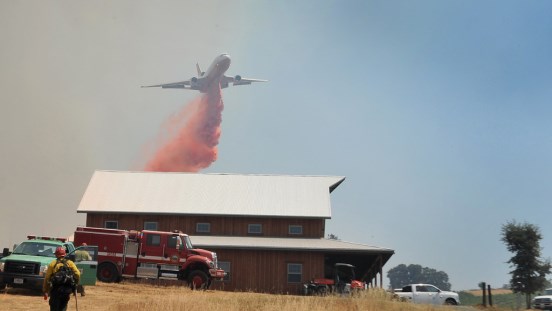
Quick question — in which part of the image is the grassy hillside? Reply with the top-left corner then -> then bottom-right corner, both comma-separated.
459,290 -> 523,309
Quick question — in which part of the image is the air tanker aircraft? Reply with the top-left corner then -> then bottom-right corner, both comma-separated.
142,53 -> 267,93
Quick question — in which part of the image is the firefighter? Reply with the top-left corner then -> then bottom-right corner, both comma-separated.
74,242 -> 91,296
43,247 -> 81,311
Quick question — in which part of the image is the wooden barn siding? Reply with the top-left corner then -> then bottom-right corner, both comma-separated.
86,213 -> 326,238
210,249 -> 325,294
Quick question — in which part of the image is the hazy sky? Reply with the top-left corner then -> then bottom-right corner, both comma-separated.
1,1 -> 552,290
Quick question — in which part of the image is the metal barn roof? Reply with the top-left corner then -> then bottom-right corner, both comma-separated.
77,170 -> 345,218
190,235 -> 395,254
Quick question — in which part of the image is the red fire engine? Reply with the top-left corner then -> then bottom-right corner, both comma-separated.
74,226 -> 225,289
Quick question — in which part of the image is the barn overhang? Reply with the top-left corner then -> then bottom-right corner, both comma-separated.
191,235 -> 394,286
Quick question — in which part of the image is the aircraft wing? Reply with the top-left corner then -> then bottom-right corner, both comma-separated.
222,75 -> 268,86
233,77 -> 269,86
141,80 -> 192,89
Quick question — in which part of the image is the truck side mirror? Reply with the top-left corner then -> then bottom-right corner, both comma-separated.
2,248 -> 9,257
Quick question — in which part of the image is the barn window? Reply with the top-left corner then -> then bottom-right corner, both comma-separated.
287,263 -> 302,283
288,225 -> 303,235
144,221 -> 158,231
196,223 -> 211,233
218,261 -> 231,281
248,224 -> 263,235
104,220 -> 118,229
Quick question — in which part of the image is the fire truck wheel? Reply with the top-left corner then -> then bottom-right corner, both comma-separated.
188,270 -> 208,290
97,262 -> 119,283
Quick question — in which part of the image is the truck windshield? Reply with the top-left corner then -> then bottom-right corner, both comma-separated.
12,242 -> 59,258
183,235 -> 193,249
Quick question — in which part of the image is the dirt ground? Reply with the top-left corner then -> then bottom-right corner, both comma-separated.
0,281 -> 183,311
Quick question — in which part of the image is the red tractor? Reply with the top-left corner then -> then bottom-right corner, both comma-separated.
304,263 -> 366,295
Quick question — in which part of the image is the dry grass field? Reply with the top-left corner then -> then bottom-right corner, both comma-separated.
464,289 -> 512,296
0,281 -> 487,311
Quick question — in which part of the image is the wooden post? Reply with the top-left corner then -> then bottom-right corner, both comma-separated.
379,256 -> 383,288
487,285 -> 493,307
482,282 -> 487,307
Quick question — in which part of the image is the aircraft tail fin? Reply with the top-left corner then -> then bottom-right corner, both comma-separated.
196,63 -> 202,76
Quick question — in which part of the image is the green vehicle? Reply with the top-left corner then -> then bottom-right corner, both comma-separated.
0,236 -> 98,291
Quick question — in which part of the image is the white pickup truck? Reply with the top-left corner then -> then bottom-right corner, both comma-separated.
532,288 -> 552,310
394,284 -> 460,305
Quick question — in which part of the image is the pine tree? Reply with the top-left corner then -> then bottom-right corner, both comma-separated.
501,220 -> 551,309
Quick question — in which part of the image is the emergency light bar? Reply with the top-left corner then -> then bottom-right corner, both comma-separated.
27,235 -> 67,242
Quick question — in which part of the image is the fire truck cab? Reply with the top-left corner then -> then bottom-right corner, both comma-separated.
74,227 -> 224,289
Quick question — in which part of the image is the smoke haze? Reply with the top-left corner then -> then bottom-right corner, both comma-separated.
143,87 -> 224,172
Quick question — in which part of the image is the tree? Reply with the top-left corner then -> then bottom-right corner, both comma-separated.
387,264 -> 451,290
501,220 -> 551,309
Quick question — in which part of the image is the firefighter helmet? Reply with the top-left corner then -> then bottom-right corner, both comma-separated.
55,247 -> 66,257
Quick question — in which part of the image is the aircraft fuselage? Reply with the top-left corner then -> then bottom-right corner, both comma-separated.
196,54 -> 232,92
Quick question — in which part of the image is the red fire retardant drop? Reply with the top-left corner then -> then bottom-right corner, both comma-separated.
143,87 -> 224,172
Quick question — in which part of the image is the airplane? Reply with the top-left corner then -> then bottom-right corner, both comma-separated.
142,53 -> 267,93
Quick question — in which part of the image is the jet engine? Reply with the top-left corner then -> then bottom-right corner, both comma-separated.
234,75 -> 242,81
190,77 -> 200,88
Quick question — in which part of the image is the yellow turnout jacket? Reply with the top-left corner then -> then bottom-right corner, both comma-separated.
43,257 -> 81,293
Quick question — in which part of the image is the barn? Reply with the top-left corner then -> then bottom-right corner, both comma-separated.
76,170 -> 394,294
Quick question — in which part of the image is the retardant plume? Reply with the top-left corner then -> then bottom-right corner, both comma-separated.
143,87 -> 224,172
